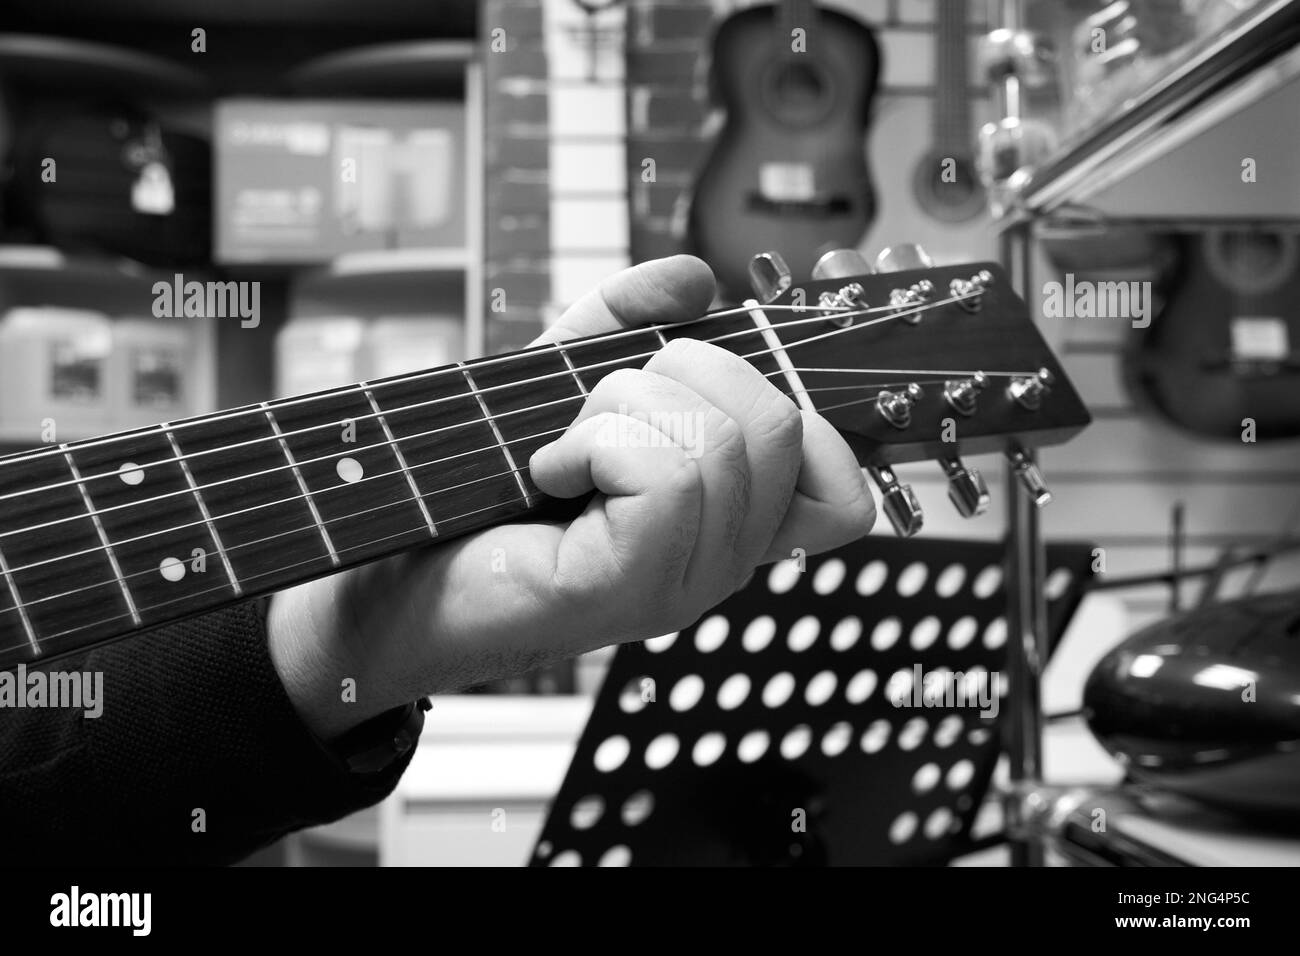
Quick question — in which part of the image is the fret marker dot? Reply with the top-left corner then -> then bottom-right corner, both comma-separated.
119,463 -> 145,486
160,557 -> 186,582
336,457 -> 364,484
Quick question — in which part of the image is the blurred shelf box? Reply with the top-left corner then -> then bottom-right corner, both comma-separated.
214,99 -> 467,264
0,305 -> 214,444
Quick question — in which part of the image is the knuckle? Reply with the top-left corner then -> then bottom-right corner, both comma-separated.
591,366 -> 642,401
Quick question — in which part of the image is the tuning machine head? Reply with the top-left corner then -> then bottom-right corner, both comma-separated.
868,464 -> 923,537
1006,446 -> 1052,508
938,456 -> 990,518
1008,367 -> 1054,410
877,382 -> 923,429
943,371 -> 988,417
950,270 -> 993,312
872,244 -> 935,324
748,251 -> 792,304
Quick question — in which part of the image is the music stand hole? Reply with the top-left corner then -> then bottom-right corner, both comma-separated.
812,558 -> 847,594
821,721 -> 853,756
695,615 -> 729,653
805,670 -> 838,706
570,795 -> 604,830
738,729 -> 770,763
767,560 -> 801,594
692,732 -> 727,767
889,812 -> 918,845
645,632 -> 677,654
896,561 -> 928,596
948,616 -> 978,650
594,735 -> 630,773
762,672 -> 796,708
871,616 -> 903,651
669,674 -> 705,712
780,724 -> 813,760
645,734 -> 680,770
742,615 -> 777,652
845,668 -> 878,704
934,563 -> 967,597
829,616 -> 862,651
947,759 -> 976,790
972,565 -> 1003,598
599,845 -> 633,867
861,719 -> 891,753
910,615 -> 942,651
787,615 -> 820,652
912,762 -> 941,794
855,560 -> 888,596
716,673 -> 752,710
621,790 -> 654,827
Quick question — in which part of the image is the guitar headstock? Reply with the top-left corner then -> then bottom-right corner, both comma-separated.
747,246 -> 1091,536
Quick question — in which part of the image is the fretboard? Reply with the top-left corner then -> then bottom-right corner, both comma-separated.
0,309 -> 795,669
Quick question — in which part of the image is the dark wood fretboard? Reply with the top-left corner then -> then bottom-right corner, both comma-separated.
0,309 -> 792,670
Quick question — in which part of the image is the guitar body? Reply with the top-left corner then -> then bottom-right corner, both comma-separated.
865,94 -> 995,266
688,4 -> 879,301
1124,230 -> 1300,441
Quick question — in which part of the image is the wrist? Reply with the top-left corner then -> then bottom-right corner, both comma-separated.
267,577 -> 401,740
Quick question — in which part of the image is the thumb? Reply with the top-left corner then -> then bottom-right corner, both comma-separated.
532,255 -> 717,346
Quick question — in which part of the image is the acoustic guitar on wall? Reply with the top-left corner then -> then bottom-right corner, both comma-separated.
866,0 -> 993,265
687,0 -> 881,302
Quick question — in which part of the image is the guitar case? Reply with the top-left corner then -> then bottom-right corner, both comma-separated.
3,101 -> 211,267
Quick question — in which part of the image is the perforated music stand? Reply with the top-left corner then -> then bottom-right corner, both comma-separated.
529,535 -> 1094,866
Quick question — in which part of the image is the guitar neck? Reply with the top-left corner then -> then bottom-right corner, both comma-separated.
0,307 -> 804,670
777,0 -> 819,50
934,0 -> 972,154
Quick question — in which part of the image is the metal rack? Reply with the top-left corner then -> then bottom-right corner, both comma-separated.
982,0 -> 1300,865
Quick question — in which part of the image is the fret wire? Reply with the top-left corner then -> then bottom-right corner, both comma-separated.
0,540 -> 39,654
459,363 -> 536,509
653,328 -> 669,347
261,404 -> 340,567
61,445 -> 141,626
362,385 -> 439,539
0,294 -> 968,503
553,343 -> 590,395
162,423 -> 242,597
0,492 -> 540,656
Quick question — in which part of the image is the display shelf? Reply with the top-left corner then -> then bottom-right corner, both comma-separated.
0,33 -> 210,95
284,40 -> 476,98
1003,0 -> 1300,224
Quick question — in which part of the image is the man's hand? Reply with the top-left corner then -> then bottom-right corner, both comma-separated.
268,256 -> 875,741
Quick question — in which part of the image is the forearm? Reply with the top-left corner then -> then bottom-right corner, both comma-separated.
0,601 -> 412,865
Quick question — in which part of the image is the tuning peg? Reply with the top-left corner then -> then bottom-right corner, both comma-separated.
949,270 -> 994,312
869,464 -> 924,537
939,456 -> 990,518
748,251 -> 792,304
943,372 -> 988,417
812,248 -> 872,281
1008,367 -> 1054,410
978,28 -> 1055,88
1006,446 -> 1052,507
873,243 -> 934,274
876,382 -> 923,429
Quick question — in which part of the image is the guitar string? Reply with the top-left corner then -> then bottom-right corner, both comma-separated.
0,300 -> 867,476
0,337 -> 1006,545
0,300 -> 831,470
0,387 -> 909,655
2,376 -> 934,584
0,296 -> 931,499
0,288 -> 995,503
0,293 -> 1017,527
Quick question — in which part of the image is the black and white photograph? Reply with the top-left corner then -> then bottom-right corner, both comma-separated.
0,0 -> 1296,932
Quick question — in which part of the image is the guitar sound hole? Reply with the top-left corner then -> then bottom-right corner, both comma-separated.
762,60 -> 833,126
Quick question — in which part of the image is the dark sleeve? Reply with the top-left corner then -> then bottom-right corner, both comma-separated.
0,600 -> 415,865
